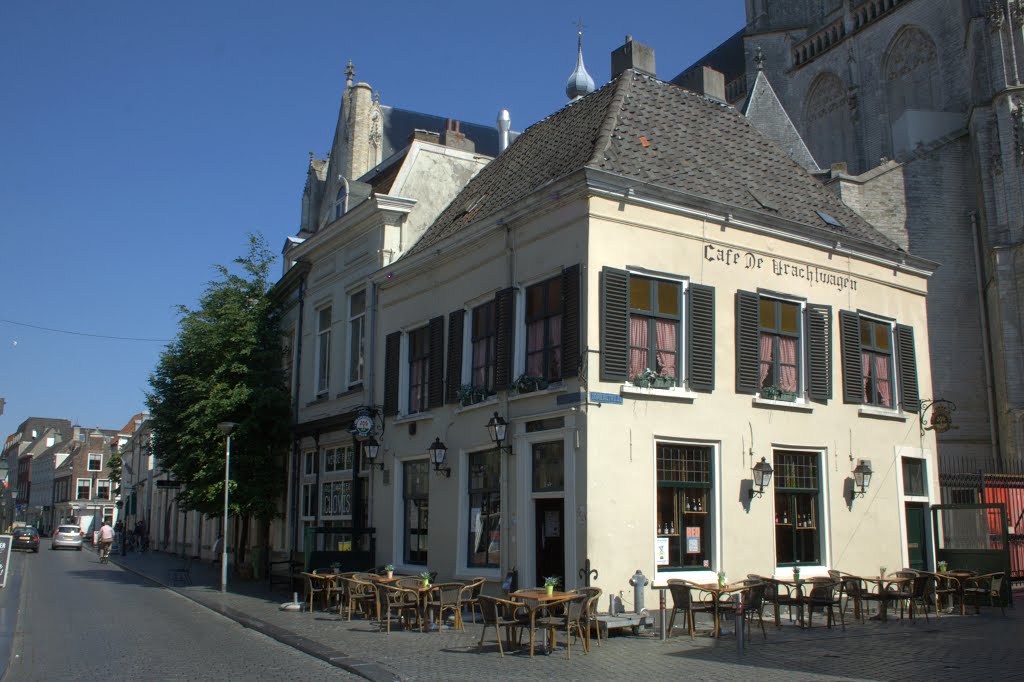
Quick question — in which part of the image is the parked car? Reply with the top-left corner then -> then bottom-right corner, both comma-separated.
50,525 -> 83,551
12,526 -> 40,553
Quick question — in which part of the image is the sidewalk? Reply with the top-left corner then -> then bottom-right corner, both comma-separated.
108,548 -> 1022,682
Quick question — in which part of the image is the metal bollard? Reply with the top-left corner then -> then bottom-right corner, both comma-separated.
659,588 -> 667,640
735,600 -> 746,653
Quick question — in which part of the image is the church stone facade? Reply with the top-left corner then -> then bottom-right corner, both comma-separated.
682,0 -> 1024,469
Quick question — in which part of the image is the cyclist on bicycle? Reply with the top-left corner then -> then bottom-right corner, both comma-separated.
97,520 -> 114,562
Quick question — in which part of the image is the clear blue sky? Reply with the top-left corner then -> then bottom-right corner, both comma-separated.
0,1 -> 746,437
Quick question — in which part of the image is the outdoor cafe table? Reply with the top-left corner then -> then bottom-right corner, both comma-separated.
940,571 -> 973,615
859,575 -> 913,622
510,589 -> 575,655
693,583 -> 751,637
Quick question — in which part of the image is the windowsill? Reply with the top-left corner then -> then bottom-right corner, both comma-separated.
752,396 -> 814,412
306,395 -> 331,407
621,385 -> 697,401
654,569 -> 716,586
335,385 -> 363,399
393,411 -> 435,425
508,381 -> 567,402
857,405 -> 908,421
454,395 -> 500,414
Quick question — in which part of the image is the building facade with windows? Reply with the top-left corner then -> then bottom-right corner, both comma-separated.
271,63 -> 503,558
365,47 -> 940,591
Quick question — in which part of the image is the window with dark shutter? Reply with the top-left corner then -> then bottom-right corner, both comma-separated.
428,316 -> 445,409
839,310 -> 863,404
494,288 -> 516,389
445,309 -> 465,403
383,331 -> 401,416
735,291 -> 760,394
687,284 -> 715,392
806,304 -> 832,402
896,324 -> 920,413
600,268 -> 629,382
561,264 -> 581,380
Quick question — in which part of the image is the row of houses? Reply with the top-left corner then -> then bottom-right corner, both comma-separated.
2,31 -> 956,593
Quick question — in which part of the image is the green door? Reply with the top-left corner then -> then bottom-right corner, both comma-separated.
905,502 -> 928,571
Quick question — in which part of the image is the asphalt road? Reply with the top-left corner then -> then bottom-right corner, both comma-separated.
1,547 -> 359,681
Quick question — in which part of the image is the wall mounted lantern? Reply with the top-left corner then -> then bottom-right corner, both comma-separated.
852,460 -> 873,498
428,437 -> 450,478
749,457 -> 773,499
362,436 -> 384,471
485,412 -> 512,453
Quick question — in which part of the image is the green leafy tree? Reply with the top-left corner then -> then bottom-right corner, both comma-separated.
147,234 -> 291,567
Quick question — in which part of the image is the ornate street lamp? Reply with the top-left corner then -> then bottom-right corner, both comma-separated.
852,460 -> 873,498
428,437 -> 450,478
749,457 -> 774,499
485,412 -> 512,453
362,436 -> 384,471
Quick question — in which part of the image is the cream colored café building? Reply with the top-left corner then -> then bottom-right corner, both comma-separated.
365,68 -> 941,594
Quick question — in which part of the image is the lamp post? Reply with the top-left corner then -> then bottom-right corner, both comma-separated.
217,422 -> 237,593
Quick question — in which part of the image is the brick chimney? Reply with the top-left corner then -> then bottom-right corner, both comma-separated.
677,66 -> 726,102
441,119 -> 475,153
611,35 -> 656,78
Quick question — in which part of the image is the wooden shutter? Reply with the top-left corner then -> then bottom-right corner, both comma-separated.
561,264 -> 581,380
687,284 -> 715,392
839,310 -> 863,404
734,290 -> 759,394
494,287 -> 516,389
445,309 -> 464,404
428,316 -> 445,409
600,268 -> 629,382
896,324 -> 920,413
383,331 -> 401,416
806,304 -> 832,402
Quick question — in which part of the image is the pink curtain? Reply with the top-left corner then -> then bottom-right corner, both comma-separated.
758,334 -> 773,387
548,315 -> 562,377
629,316 -> 648,377
779,337 -> 798,392
526,321 -> 544,376
874,354 -> 892,406
655,319 -> 677,377
472,341 -> 488,386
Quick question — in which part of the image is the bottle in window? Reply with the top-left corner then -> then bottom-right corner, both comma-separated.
669,521 -> 675,534
782,510 -> 788,524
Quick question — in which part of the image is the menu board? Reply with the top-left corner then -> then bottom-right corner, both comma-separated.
686,527 -> 701,554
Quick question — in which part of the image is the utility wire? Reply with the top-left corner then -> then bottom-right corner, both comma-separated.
0,318 -> 172,343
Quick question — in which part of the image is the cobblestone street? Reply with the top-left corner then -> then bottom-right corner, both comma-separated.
108,550 -> 1021,681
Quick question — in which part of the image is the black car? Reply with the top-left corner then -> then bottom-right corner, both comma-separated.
12,526 -> 40,552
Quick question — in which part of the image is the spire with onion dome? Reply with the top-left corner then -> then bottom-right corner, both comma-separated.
565,20 -> 595,101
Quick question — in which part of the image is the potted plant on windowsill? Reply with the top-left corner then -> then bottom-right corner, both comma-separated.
543,575 -> 561,596
457,384 -> 489,407
511,374 -> 549,394
631,368 -> 676,389
761,385 -> 797,401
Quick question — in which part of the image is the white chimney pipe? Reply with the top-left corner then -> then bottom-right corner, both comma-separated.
497,109 -> 511,153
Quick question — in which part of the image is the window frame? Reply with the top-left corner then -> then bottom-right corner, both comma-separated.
466,449 -> 501,569
315,305 -> 333,398
627,275 -> 683,384
403,460 -> 430,565
656,443 -> 714,571
758,296 -> 804,397
347,289 -> 366,388
471,300 -> 497,394
773,450 -> 822,567
407,325 -> 430,414
96,479 -> 111,500
76,478 -> 91,500
88,453 -> 102,472
524,275 -> 564,381
860,316 -> 895,408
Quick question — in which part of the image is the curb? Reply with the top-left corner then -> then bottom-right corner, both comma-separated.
110,554 -> 399,682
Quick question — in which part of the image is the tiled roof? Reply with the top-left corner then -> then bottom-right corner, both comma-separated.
410,70 -> 901,257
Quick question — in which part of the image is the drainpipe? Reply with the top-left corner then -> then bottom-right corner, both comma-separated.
290,273 -> 307,553
970,211 -> 1001,468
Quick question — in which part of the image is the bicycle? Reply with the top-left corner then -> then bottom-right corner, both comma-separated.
98,541 -> 112,563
